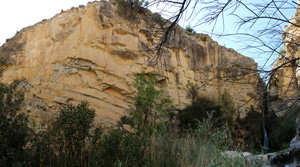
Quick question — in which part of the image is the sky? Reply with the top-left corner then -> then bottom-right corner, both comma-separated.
0,0 -> 297,71
172,0 -> 297,71
0,0 -> 90,45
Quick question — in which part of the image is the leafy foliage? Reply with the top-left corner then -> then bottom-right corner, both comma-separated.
218,89 -> 235,126
128,71 -> 174,138
152,14 -> 165,27
185,25 -> 196,35
26,102 -> 100,166
145,117 -> 262,167
52,102 -> 96,165
237,108 -> 263,150
178,86 -> 235,132
266,107 -> 300,150
53,101 -> 95,154
26,122 -> 55,167
178,96 -> 222,131
0,80 -> 31,166
99,129 -> 145,167
117,0 -> 148,17
194,112 -> 229,150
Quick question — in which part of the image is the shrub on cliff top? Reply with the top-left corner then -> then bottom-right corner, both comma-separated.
152,14 -> 165,27
117,0 -> 149,17
185,25 -> 196,35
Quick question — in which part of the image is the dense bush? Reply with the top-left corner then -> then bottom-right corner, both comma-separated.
145,116 -> 262,167
53,101 -> 95,155
178,86 -> 234,132
127,71 -> 174,138
26,71 -> 174,166
237,108 -> 263,150
178,96 -> 222,131
185,25 -> 196,35
25,102 -> 99,166
177,86 -> 264,150
0,80 -> 31,167
26,122 -> 55,167
152,14 -> 165,27
99,129 -> 145,167
266,107 -> 300,150
117,0 -> 148,17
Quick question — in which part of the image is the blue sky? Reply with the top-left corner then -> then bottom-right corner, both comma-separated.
0,0 -> 297,71
168,0 -> 298,71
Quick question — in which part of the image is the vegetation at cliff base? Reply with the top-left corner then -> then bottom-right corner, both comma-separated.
266,107 -> 300,150
0,80 -> 30,166
0,71 -> 265,167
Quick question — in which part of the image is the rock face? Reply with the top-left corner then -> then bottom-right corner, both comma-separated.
270,1 -> 300,114
0,1 -> 263,126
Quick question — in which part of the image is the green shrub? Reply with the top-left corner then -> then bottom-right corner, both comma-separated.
117,0 -> 148,17
237,108 -> 263,150
0,80 -> 30,166
194,113 -> 228,149
177,86 -> 235,130
178,86 -> 236,131
27,101 -> 99,166
186,82 -> 199,103
178,96 -> 222,131
52,101 -> 96,165
97,71 -> 175,166
99,129 -> 145,167
185,25 -> 196,35
26,122 -> 57,167
218,89 -> 235,126
145,117 -> 262,167
128,71 -> 174,138
266,107 -> 300,150
152,14 -> 165,27
177,87 -> 244,150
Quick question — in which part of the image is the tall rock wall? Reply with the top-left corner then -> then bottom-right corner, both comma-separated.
0,1 -> 263,126
270,2 -> 300,114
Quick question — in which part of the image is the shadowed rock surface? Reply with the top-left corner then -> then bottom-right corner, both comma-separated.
270,1 -> 300,115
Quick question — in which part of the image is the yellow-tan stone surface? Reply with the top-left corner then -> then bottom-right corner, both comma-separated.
270,1 -> 300,113
0,1 -> 263,126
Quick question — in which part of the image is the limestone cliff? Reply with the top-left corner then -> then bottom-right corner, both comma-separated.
0,1 -> 263,126
270,1 -> 300,114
